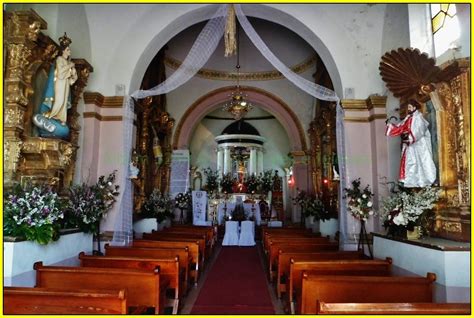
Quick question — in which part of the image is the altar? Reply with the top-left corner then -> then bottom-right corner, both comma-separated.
217,202 -> 261,225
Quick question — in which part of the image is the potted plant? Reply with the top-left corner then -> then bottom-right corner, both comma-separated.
4,183 -> 67,245
140,189 -> 173,229
202,167 -> 219,194
175,191 -> 192,224
344,178 -> 375,257
259,170 -> 273,196
220,173 -> 234,194
67,171 -> 120,254
381,185 -> 440,239
344,178 -> 375,222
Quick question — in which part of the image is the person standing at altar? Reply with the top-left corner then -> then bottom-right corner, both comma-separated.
386,99 -> 436,187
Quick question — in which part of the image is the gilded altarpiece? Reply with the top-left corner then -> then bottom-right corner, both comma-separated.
430,59 -> 470,241
308,104 -> 339,217
380,48 -> 470,241
132,48 -> 175,213
4,10 -> 92,192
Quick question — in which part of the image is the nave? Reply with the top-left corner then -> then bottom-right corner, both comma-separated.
5,224 -> 470,315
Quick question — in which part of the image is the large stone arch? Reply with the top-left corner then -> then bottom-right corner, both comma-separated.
128,4 -> 342,96
173,86 -> 307,152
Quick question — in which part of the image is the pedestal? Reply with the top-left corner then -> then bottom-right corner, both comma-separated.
4,230 -> 93,287
373,233 -> 470,303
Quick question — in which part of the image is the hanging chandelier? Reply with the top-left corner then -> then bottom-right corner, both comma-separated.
223,22 -> 252,120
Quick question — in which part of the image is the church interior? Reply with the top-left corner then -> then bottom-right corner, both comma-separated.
3,3 -> 471,315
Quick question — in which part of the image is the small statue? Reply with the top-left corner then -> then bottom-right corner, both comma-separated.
129,149 -> 140,179
33,32 -> 78,139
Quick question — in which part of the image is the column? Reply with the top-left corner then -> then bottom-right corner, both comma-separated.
249,147 -> 257,175
223,146 -> 232,174
257,148 -> 264,174
216,147 -> 224,176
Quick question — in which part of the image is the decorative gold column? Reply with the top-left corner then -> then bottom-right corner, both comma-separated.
4,11 -> 44,188
308,103 -> 338,217
433,59 -> 470,241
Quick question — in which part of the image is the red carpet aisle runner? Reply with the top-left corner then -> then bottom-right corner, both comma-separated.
190,246 -> 275,314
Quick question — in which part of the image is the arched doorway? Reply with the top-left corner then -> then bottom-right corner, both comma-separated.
128,4 -> 342,96
173,86 -> 307,152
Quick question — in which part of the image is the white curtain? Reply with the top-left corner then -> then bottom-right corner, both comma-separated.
111,97 -> 135,246
113,4 -> 347,246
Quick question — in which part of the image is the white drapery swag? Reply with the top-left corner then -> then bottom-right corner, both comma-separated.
112,4 -> 347,246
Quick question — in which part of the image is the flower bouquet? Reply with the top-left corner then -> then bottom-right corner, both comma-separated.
67,171 -> 120,234
203,167 -> 219,193
259,170 -> 274,195
141,189 -> 173,223
381,185 -> 440,237
245,174 -> 260,194
344,178 -> 374,222
220,173 -> 234,193
4,183 -> 66,245
303,195 -> 330,221
175,191 -> 192,224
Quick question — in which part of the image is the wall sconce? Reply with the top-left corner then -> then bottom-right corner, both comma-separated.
288,175 -> 295,187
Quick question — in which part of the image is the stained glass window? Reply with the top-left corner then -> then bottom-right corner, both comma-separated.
430,4 -> 460,57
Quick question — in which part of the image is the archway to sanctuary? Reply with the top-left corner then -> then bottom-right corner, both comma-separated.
173,86 -> 306,152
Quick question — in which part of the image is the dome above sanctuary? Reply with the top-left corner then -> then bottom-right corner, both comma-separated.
222,120 -> 260,136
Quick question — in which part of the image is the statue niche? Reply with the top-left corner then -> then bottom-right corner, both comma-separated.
379,48 -> 469,241
4,10 -> 92,192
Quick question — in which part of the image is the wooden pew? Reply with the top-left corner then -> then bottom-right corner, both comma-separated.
266,237 -> 332,260
33,262 -> 169,314
289,258 -> 393,313
317,302 -> 471,314
78,252 -> 181,314
299,272 -> 436,314
144,232 -> 208,265
263,230 -> 319,253
276,250 -> 367,298
4,287 -> 127,315
164,225 -> 215,253
133,239 -> 202,285
104,244 -> 191,294
267,241 -> 339,281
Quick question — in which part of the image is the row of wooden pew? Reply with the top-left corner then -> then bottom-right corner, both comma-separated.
261,226 -> 470,315
4,224 -> 216,315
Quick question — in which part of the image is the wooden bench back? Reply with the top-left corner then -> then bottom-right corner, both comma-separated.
104,244 -> 191,290
160,228 -> 214,257
78,252 -> 181,299
290,258 -> 393,303
133,239 -> 201,272
317,302 -> 471,314
268,242 -> 339,279
143,232 -> 207,261
4,287 -> 127,315
300,272 -> 436,314
278,250 -> 366,284
264,234 -> 328,252
163,226 -> 214,245
33,262 -> 166,314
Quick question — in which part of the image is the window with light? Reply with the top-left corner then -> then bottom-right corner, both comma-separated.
431,4 -> 461,57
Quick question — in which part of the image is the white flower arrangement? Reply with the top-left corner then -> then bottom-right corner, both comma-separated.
381,186 -> 440,229
141,189 -> 173,222
344,178 -> 374,221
